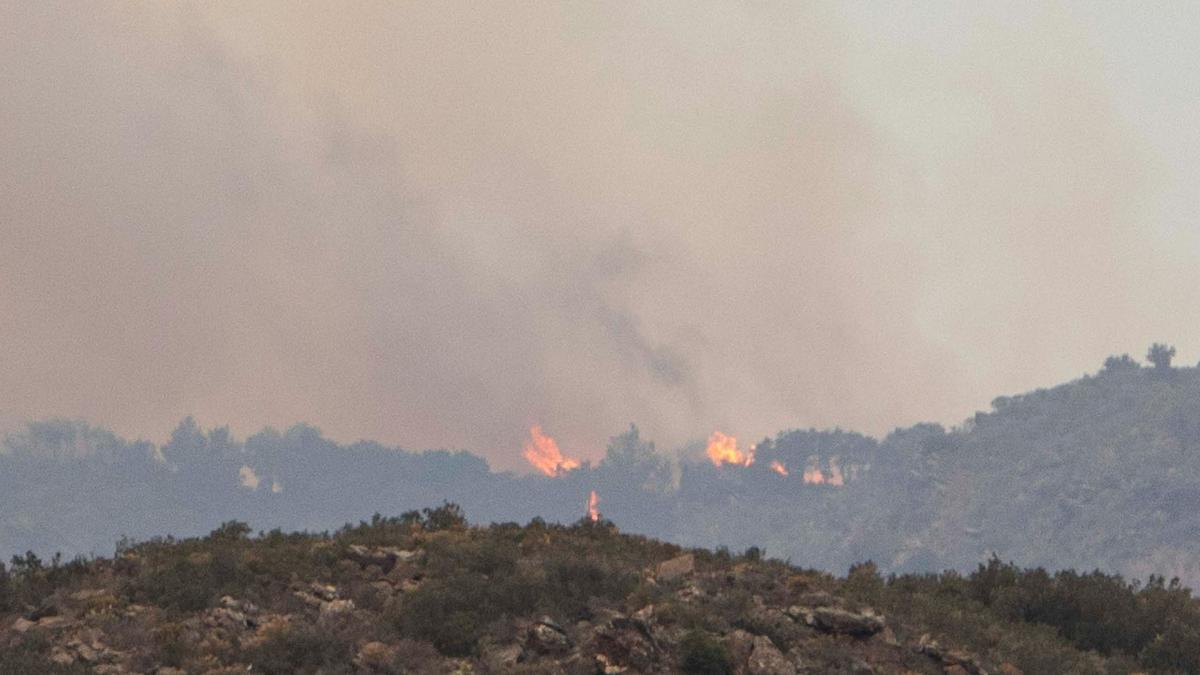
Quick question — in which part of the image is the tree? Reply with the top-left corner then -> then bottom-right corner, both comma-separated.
1102,354 -> 1139,373
1147,343 -> 1176,371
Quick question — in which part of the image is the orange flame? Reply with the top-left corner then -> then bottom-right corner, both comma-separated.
587,490 -> 600,522
706,431 -> 754,467
802,458 -> 846,486
523,425 -> 580,476
827,458 -> 845,486
769,460 -> 789,476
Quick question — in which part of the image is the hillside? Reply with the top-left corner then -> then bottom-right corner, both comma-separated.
5,505 -> 1200,674
4,348 -> 1200,587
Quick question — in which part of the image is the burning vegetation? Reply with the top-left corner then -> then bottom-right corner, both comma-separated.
523,425 -> 580,477
587,490 -> 600,522
704,431 -> 753,467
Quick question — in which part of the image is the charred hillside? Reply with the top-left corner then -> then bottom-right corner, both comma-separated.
4,347 -> 1200,587
4,506 -> 1199,674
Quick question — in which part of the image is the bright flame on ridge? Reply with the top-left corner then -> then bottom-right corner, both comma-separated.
706,431 -> 754,467
587,490 -> 600,522
523,425 -> 581,477
769,460 -> 789,476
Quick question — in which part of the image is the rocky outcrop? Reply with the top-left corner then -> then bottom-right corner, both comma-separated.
915,634 -> 989,675
526,617 -> 572,655
344,544 -> 423,573
789,605 -> 886,637
655,553 -> 695,581
748,634 -> 796,675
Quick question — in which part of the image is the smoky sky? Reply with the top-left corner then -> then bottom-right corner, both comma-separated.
3,2 -> 1200,470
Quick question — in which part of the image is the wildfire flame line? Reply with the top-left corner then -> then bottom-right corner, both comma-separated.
705,431 -> 753,467
523,425 -> 580,476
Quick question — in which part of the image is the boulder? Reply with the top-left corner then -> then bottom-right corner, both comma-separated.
345,544 -> 423,573
915,634 -> 987,675
354,641 -> 400,671
656,554 -> 695,581
796,591 -> 837,607
591,613 -> 658,672
527,617 -> 571,655
319,599 -> 356,618
725,629 -> 757,668
482,643 -> 522,670
309,582 -> 338,601
801,607 -> 885,637
219,595 -> 259,615
26,601 -> 60,621
748,635 -> 796,675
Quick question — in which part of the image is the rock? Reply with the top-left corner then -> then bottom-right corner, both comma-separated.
676,583 -> 704,602
309,582 -> 338,601
11,617 -> 35,633
70,588 -> 110,602
319,599 -> 356,617
803,607 -> 885,637
796,591 -> 837,607
27,601 -> 60,621
345,544 -> 423,573
748,635 -> 796,675
49,646 -> 75,666
915,634 -> 987,675
725,629 -> 757,668
595,653 -> 627,673
656,553 -> 695,581
206,606 -> 255,631
527,617 -> 571,654
293,590 -> 323,607
482,643 -> 522,670
354,641 -> 400,671
593,612 -> 658,672
219,595 -> 259,614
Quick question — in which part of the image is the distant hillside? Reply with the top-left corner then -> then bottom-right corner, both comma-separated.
4,346 -> 1200,588
6,506 -> 1200,673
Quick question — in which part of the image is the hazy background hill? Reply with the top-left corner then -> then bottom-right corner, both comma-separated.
5,347 -> 1200,586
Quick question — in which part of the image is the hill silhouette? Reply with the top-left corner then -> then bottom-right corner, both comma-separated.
3,346 -> 1199,588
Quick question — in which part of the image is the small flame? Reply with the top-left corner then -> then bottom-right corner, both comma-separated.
827,458 -> 845,486
587,490 -> 600,522
802,457 -> 846,486
770,460 -> 789,476
802,465 -> 825,484
523,425 -> 581,476
706,431 -> 754,467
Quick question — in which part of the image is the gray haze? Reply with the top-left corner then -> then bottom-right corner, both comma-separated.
3,2 -> 1200,469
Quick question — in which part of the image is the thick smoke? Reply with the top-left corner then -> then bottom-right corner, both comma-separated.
2,2 -> 1198,469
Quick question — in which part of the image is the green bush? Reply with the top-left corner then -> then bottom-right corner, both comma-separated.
680,630 -> 733,675
244,621 -> 354,674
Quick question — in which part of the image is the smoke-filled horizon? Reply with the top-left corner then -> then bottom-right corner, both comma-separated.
4,2 -> 1200,470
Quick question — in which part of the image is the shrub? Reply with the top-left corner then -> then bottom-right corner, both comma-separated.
0,562 -> 11,612
244,621 -> 354,674
680,630 -> 733,675
422,502 -> 467,532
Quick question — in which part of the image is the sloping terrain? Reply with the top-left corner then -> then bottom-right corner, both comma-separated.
5,352 -> 1200,590
4,505 -> 1198,674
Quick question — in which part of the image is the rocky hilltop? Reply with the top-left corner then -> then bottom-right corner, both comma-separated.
3,504 -> 1195,674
